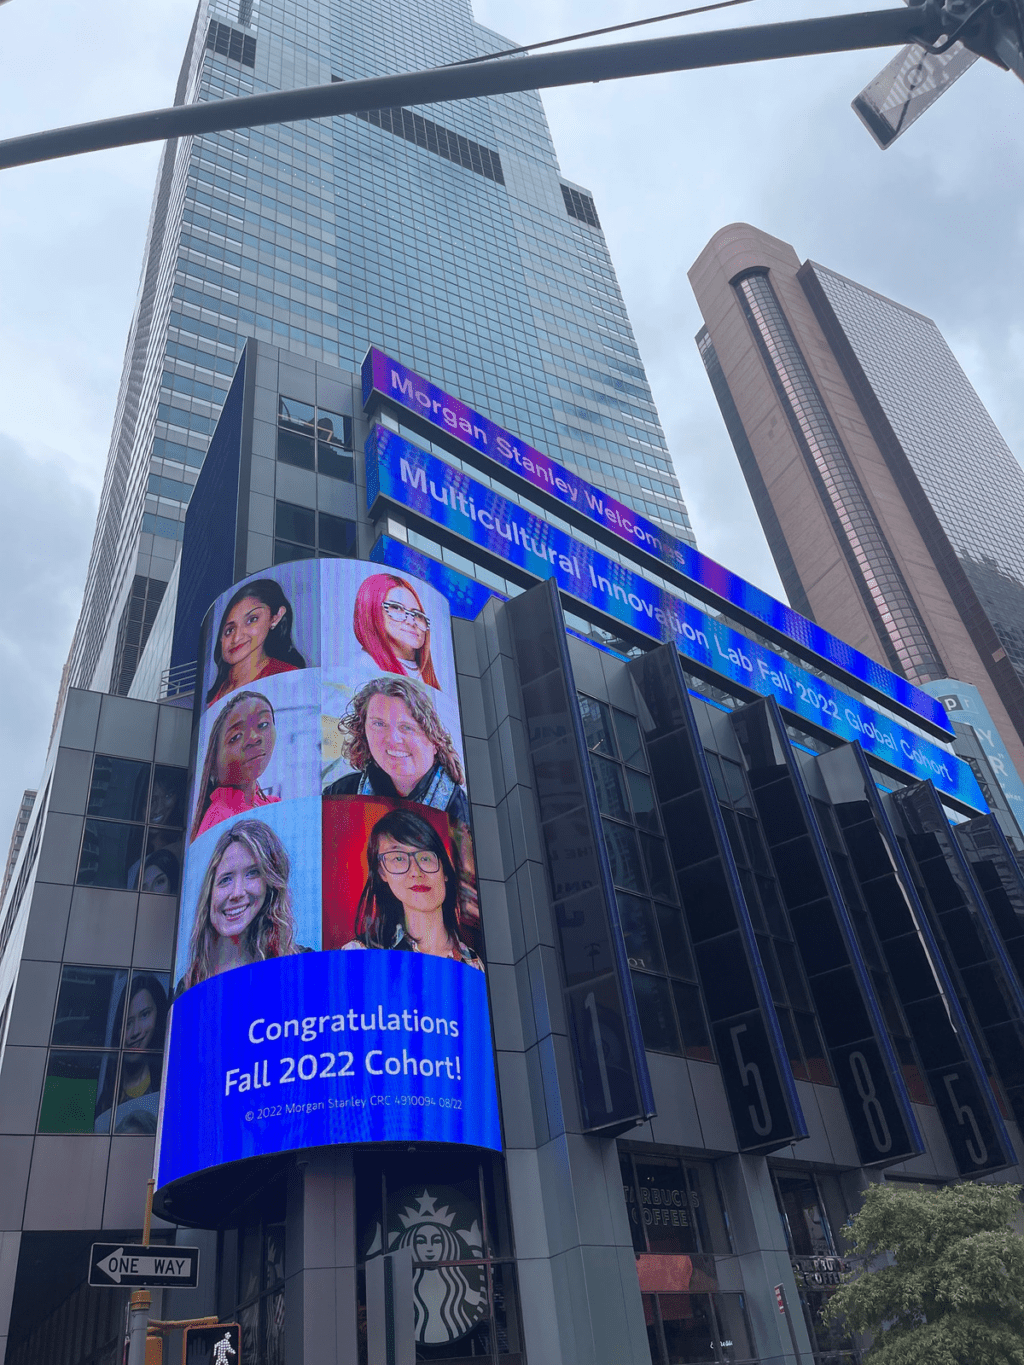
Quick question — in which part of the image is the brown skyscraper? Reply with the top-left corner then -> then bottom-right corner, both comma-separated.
690,223 -> 1024,778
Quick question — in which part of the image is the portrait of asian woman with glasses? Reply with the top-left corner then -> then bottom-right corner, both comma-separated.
343,807 -> 482,970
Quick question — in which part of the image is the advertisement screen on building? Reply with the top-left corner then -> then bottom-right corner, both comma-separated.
155,560 -> 501,1197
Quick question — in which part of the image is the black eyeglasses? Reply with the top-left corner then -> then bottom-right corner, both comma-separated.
382,600 -> 430,629
378,849 -> 441,875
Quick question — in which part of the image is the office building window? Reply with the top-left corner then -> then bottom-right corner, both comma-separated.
39,966 -> 171,1134
76,759 -> 187,894
620,1150 -> 755,1364
578,694 -> 712,1061
772,1169 -> 859,1363
206,19 -> 256,67
218,1179 -> 287,1365
274,500 -> 357,563
561,185 -> 601,228
355,105 -> 505,185
278,395 -> 354,482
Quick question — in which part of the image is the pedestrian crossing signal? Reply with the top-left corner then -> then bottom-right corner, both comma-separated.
182,1323 -> 241,1365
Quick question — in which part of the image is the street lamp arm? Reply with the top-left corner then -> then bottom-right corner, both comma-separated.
0,5 -> 944,170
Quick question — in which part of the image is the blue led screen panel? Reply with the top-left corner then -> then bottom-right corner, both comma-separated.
362,348 -> 951,738
155,559 -> 501,1202
366,428 -> 984,813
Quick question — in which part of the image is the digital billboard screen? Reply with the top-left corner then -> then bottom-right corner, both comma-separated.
155,560 -> 501,1197
366,427 -> 986,814
361,346 -> 952,738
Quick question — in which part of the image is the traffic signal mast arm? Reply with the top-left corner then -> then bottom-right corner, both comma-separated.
0,5 -> 948,170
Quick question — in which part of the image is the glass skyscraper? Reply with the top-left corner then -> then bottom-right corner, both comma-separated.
66,0 -> 692,698
805,263 -> 1024,682
690,222 -> 1024,789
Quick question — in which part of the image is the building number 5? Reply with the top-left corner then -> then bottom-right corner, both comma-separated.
730,1024 -> 772,1137
942,1072 -> 988,1166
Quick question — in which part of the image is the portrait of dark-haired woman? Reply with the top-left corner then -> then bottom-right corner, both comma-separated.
345,808 -> 482,969
206,579 -> 306,706
93,973 -> 169,1134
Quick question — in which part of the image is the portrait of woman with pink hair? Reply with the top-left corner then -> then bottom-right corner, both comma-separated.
353,573 -> 440,689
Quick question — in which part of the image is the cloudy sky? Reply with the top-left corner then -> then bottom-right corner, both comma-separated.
1,0 -> 1022,848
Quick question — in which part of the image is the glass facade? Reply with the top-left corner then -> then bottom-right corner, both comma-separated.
65,0 -> 690,698
807,264 -> 1024,693
732,271 -> 943,685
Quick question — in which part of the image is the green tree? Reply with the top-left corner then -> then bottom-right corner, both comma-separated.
822,1181 -> 1024,1365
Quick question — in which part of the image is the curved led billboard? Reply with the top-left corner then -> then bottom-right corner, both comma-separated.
155,560 -> 501,1198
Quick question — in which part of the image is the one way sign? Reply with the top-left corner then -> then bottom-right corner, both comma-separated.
88,1242 -> 200,1288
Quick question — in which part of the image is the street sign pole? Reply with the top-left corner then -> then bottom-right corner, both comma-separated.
127,1180 -> 157,1365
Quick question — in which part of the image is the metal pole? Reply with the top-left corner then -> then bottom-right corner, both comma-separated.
126,1179 -> 157,1365
126,1291 -> 152,1365
0,5 -> 943,169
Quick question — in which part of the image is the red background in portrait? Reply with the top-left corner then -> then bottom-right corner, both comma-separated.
321,795 -> 455,949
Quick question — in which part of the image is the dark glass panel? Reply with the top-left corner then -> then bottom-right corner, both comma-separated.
774,939 -> 810,1011
641,834 -> 676,900
631,972 -> 681,1054
315,407 -> 349,447
273,540 -> 307,565
149,765 -> 186,829
626,769 -> 660,831
902,997 -> 964,1068
554,893 -> 614,986
617,894 -> 664,972
39,1051 -> 118,1133
672,982 -> 713,1062
77,819 -> 145,890
647,733 -> 699,803
659,1293 -> 717,1362
612,709 -> 645,768
659,793 -> 715,871
720,759 -> 751,810
794,1011 -> 833,1085
278,395 -> 315,431
809,968 -> 871,1047
51,965 -> 128,1047
631,1157 -> 700,1254
657,904 -> 695,979
590,755 -> 629,821
275,500 -> 315,547
317,443 -> 354,481
883,933 -> 941,1002
602,820 -> 646,893
87,755 -> 150,822
318,511 -> 357,557
679,861 -> 737,942
777,1007 -> 809,1080
770,837 -> 828,908
276,427 -> 315,469
578,694 -> 616,756
788,902 -> 847,974
141,831 -> 181,895
694,936 -> 758,1019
